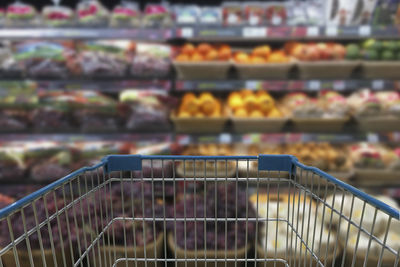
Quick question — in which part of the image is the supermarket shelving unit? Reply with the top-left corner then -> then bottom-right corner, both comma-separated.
0,25 -> 399,197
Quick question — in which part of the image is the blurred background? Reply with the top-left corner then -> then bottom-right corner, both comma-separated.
0,0 -> 399,205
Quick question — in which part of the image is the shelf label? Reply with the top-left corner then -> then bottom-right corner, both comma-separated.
372,80 -> 384,90
180,27 -> 194,38
367,133 -> 379,143
359,25 -> 371,37
245,81 -> 259,90
325,26 -> 338,37
306,26 -> 319,37
308,80 -> 321,91
242,27 -> 267,38
219,133 -> 232,144
333,81 -> 345,91
177,135 -> 191,145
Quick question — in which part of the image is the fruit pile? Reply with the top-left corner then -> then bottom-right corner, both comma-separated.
175,43 -> 232,62
286,42 -> 346,61
177,92 -> 223,118
228,90 -> 282,118
346,39 -> 400,61
234,45 -> 290,63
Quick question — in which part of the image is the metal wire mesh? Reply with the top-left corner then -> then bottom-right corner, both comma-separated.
0,156 -> 399,267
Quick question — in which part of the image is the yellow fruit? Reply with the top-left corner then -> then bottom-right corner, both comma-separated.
244,95 -> 258,112
182,93 -> 196,104
257,94 -> 275,113
267,108 -> 282,118
178,111 -> 191,118
199,92 -> 214,100
205,49 -> 218,61
255,90 -> 268,97
228,92 -> 243,110
201,98 -> 218,116
235,52 -> 250,63
181,98 -> 200,115
250,110 -> 264,118
182,43 -> 195,56
210,109 -> 221,117
240,89 -> 253,98
234,108 -> 248,117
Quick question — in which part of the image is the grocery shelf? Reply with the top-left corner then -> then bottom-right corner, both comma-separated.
175,79 -> 400,92
1,132 -> 399,143
174,25 -> 400,41
0,28 -> 173,41
0,25 -> 399,41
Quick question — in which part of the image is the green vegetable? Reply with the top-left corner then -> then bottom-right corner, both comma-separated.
381,50 -> 395,61
346,44 -> 360,60
362,49 -> 379,60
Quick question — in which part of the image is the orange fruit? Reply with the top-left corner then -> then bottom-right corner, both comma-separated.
197,43 -> 213,55
235,52 -> 250,63
205,49 -> 218,61
244,95 -> 258,112
240,89 -> 253,98
250,110 -> 264,118
182,93 -> 196,104
191,52 -> 204,61
252,45 -> 271,58
250,56 -> 266,64
182,43 -> 195,56
228,92 -> 243,110
176,54 -> 190,62
218,48 -> 232,61
234,108 -> 248,117
267,108 -> 282,118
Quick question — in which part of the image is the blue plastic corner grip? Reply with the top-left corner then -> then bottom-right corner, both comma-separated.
103,155 -> 142,173
258,154 -> 297,173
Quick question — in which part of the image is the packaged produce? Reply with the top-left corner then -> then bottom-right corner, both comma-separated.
120,89 -> 176,131
24,142 -> 72,182
222,2 -> 244,26
199,6 -> 221,25
350,143 -> 388,169
0,145 -> 25,181
71,90 -> 121,132
0,42 -> 24,77
110,1 -> 140,27
265,2 -> 287,25
131,43 -> 171,77
77,0 -> 109,26
142,3 -> 173,28
372,0 -> 400,25
13,41 -> 76,78
348,89 -> 382,116
174,5 -> 199,25
42,5 -> 75,27
76,40 -> 131,77
350,0 -> 379,25
244,3 -> 265,26
287,1 -> 307,25
326,0 -> 358,25
305,1 -> 325,25
30,91 -> 76,131
6,1 -> 37,27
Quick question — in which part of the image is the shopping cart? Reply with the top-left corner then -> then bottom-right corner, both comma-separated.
0,155 -> 399,267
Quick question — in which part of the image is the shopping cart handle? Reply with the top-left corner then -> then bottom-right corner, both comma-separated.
258,154 -> 297,173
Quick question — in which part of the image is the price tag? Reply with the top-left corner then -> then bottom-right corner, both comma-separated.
367,133 -> 379,143
372,80 -> 384,90
242,27 -> 267,38
333,81 -> 345,91
178,135 -> 191,145
306,26 -> 319,37
358,25 -> 371,37
180,27 -> 194,38
219,133 -> 232,144
309,80 -> 321,91
243,135 -> 252,145
245,81 -> 258,90
325,26 -> 338,37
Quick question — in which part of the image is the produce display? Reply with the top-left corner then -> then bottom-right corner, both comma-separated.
131,43 -> 171,77
6,1 -> 37,26
175,43 -> 231,62
176,92 -> 223,118
76,0 -> 109,26
110,2 -> 140,28
234,45 -> 290,64
142,3 -> 173,28
228,90 -> 283,118
42,5 -> 74,27
350,143 -> 400,170
348,89 -> 400,117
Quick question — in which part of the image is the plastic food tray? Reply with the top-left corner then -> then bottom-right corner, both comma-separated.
173,61 -> 231,80
362,61 -> 400,79
297,61 -> 359,79
92,233 -> 164,267
171,114 -> 228,134
234,62 -> 293,79
231,117 -> 288,133
291,116 -> 349,132
356,115 -> 400,132
168,233 -> 251,267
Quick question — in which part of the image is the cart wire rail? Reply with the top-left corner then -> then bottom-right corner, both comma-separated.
0,155 -> 399,267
